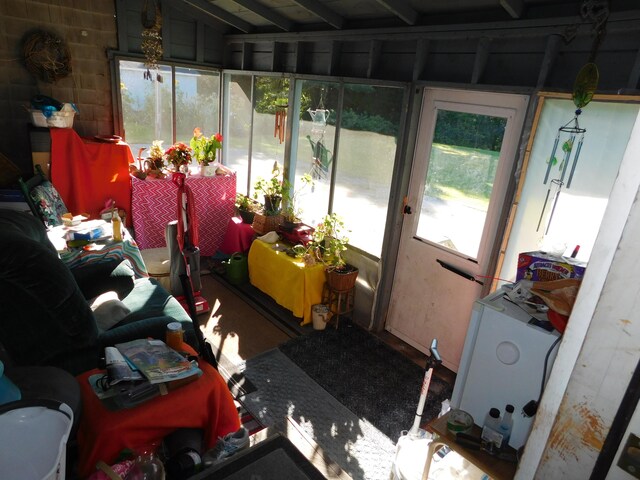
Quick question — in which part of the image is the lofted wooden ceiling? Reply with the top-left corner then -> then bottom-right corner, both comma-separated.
173,0 -> 631,34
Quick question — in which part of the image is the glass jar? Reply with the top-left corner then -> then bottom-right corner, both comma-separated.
126,448 -> 165,480
166,322 -> 184,350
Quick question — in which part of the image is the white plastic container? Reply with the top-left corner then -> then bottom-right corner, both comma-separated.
29,109 -> 48,127
0,400 -> 73,480
47,111 -> 75,128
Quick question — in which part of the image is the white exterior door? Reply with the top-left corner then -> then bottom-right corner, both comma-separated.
386,88 -> 528,371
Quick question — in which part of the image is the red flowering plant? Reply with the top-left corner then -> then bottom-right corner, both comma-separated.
165,142 -> 192,169
190,128 -> 223,166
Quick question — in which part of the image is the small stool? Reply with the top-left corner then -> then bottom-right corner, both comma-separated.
140,247 -> 171,292
322,283 -> 355,329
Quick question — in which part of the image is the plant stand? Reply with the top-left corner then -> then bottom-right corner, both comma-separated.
322,282 -> 355,329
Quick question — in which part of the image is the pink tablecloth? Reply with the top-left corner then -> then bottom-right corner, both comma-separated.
219,216 -> 255,254
131,174 -> 236,256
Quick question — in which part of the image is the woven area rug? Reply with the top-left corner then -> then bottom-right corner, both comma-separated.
279,323 -> 453,443
242,348 -> 397,480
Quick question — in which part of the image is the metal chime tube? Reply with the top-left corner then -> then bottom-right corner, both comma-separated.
543,132 -> 560,184
566,133 -> 584,189
558,132 -> 576,184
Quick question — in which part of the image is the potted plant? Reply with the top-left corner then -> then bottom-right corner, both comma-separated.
253,161 -> 286,215
281,173 -> 313,230
310,213 -> 359,290
235,193 -> 261,224
190,128 -> 223,177
165,142 -> 192,173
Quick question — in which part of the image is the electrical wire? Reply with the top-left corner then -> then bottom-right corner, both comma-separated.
539,334 -> 563,403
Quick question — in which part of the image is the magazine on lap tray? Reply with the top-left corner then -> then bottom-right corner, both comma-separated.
115,339 -> 201,384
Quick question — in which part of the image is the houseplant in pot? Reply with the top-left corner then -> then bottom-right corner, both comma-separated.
191,128 -> 223,176
253,161 -> 286,214
311,212 -> 359,290
235,193 -> 261,224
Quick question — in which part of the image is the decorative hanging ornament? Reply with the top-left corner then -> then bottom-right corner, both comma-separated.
141,0 -> 163,82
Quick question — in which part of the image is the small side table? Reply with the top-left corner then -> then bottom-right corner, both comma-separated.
322,283 -> 355,329
422,412 -> 517,480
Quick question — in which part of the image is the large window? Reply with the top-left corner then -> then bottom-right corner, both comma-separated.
118,60 -> 220,162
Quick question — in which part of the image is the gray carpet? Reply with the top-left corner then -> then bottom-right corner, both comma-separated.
243,349 -> 397,480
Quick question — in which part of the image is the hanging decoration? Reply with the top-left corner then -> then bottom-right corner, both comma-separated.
537,0 -> 608,234
141,0 -> 163,82
307,88 -> 333,180
22,30 -> 72,83
274,104 -> 287,144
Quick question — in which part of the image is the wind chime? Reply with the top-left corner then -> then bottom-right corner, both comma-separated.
307,88 -> 332,180
537,0 -> 608,234
274,104 -> 287,144
141,0 -> 163,82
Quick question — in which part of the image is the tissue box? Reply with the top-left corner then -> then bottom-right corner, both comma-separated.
516,251 -> 587,282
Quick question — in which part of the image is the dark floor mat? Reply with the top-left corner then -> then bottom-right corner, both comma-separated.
279,322 -> 453,441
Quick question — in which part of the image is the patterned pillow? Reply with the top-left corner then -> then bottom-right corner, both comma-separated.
30,181 -> 68,226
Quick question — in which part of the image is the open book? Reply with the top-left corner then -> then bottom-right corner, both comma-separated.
115,339 -> 201,384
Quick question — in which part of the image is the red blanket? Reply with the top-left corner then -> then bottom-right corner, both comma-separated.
50,128 -> 133,226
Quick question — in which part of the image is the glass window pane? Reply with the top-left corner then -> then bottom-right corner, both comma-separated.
416,110 -> 507,259
334,84 -> 404,257
224,74 -> 253,195
250,77 -> 290,201
294,81 -> 339,227
119,60 -> 172,156
175,67 -> 220,147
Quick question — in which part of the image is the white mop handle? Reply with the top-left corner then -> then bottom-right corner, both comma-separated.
409,367 -> 434,435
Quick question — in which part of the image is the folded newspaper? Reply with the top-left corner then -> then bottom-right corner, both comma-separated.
115,339 -> 200,384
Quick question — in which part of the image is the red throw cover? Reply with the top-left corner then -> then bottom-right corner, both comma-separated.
50,128 -> 133,226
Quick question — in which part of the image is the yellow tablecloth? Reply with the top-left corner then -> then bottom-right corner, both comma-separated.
248,240 -> 326,325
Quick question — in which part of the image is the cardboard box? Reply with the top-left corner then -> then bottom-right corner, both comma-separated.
516,251 -> 587,282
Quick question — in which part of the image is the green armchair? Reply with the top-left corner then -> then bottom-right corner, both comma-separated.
0,210 -> 196,375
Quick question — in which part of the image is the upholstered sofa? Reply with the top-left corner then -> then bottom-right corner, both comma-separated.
0,210 -> 196,375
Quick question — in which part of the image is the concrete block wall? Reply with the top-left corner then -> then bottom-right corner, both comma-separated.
0,0 -> 117,175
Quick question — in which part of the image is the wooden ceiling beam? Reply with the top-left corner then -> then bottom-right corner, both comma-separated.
500,0 -> 524,19
375,0 -> 418,26
231,0 -> 294,31
291,0 -> 344,29
174,0 -> 253,33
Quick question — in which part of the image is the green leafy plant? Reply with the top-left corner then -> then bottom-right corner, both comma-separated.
254,161 -> 286,198
190,128 -> 223,166
282,173 -> 314,223
310,213 -> 351,271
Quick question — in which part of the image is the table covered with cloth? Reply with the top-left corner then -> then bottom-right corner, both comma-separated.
131,174 -> 236,256
50,128 -> 134,226
248,239 -> 326,325
75,344 -> 240,478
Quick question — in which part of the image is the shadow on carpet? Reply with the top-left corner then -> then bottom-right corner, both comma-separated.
242,348 -> 396,480
279,323 -> 453,442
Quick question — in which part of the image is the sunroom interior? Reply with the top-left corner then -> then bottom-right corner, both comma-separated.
2,0 -> 640,479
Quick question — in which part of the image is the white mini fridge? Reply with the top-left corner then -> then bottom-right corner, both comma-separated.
451,288 -> 561,450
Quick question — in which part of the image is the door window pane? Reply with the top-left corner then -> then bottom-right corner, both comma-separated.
334,85 -> 404,256
416,110 -> 507,259
119,60 -> 172,155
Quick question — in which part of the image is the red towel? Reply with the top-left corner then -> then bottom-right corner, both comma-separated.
50,128 -> 133,226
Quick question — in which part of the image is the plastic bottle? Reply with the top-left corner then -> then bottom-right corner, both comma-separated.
112,209 -> 122,241
481,407 -> 503,450
499,404 -> 514,447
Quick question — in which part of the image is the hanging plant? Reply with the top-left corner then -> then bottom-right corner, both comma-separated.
141,0 -> 163,82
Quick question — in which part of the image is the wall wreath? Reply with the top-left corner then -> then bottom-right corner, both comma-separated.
22,30 -> 72,83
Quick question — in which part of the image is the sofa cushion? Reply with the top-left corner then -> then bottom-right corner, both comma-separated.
0,232 -> 98,368
89,291 -> 132,334
29,180 -> 68,227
